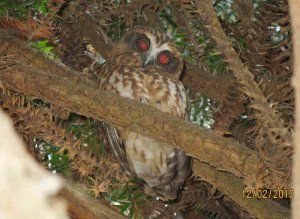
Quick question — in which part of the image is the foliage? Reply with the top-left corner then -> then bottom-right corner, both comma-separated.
66,115 -> 105,155
0,0 -> 63,40
37,140 -> 71,176
31,39 -> 55,57
0,0 -> 293,218
104,182 -> 147,218
213,0 -> 237,23
190,95 -> 214,129
0,0 -> 48,19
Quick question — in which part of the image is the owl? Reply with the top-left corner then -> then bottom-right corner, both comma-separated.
98,27 -> 191,201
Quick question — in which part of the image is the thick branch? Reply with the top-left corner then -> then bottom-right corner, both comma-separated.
0,32 -> 81,78
0,31 -> 290,218
192,0 -> 292,188
0,30 -> 262,182
181,66 -> 236,101
60,181 -> 127,219
0,63 -> 262,182
0,65 -> 289,218
0,25 -> 244,138
193,161 -> 290,219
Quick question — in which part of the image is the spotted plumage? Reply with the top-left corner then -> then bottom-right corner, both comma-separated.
98,27 -> 191,201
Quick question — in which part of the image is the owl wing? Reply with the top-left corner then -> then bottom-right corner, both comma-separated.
149,149 -> 191,200
98,121 -> 132,175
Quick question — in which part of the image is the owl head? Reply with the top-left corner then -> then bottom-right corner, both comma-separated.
110,27 -> 184,79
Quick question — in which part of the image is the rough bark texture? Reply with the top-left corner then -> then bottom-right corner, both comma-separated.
181,66 -> 236,101
193,0 -> 292,190
60,181 -> 127,219
193,161 -> 290,219
0,49 -> 262,182
0,30 -> 290,219
289,0 -> 300,218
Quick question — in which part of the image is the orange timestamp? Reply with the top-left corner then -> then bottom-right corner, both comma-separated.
242,189 -> 294,199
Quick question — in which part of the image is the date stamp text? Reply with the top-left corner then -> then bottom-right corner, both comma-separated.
242,189 -> 294,199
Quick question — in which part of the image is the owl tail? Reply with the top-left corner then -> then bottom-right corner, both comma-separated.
143,149 -> 192,201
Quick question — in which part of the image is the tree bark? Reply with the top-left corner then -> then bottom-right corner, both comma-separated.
0,31 -> 290,219
60,181 -> 127,219
193,161 -> 290,219
193,0 -> 292,147
0,51 -> 262,182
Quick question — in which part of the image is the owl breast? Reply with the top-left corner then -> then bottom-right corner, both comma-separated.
100,66 -> 189,118
99,65 -> 190,200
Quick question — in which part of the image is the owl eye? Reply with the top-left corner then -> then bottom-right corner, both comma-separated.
158,52 -> 171,65
136,38 -> 150,51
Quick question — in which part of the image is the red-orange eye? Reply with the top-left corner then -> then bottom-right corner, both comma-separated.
137,38 -> 150,51
158,53 -> 170,65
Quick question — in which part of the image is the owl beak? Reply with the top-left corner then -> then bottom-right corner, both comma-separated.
142,57 -> 154,68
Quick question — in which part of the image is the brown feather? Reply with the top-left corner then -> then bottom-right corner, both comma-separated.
98,28 -> 191,200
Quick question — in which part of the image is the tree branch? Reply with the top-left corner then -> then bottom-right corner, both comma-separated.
0,30 -> 290,218
60,180 -> 127,219
0,57 -> 262,183
189,0 -> 292,189
193,160 -> 290,219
